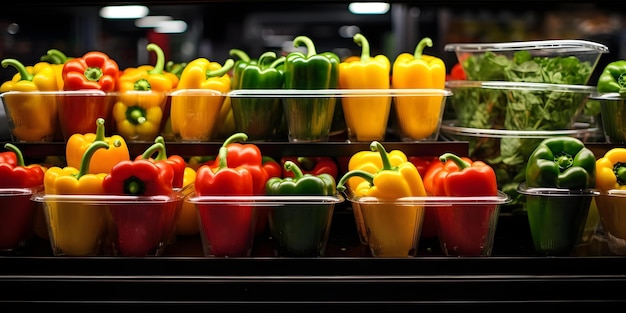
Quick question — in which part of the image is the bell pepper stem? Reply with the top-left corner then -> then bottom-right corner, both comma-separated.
616,165 -> 626,184
336,169 -> 375,192
93,118 -> 122,149
217,146 -> 229,170
556,153 -> 574,171
370,141 -> 393,171
293,36 -> 317,57
76,141 -> 110,179
258,51 -> 277,67
439,152 -> 470,170
222,132 -> 248,147
284,161 -> 304,179
269,56 -> 286,69
147,43 -> 166,75
354,33 -> 370,63
414,37 -> 433,60
3,143 -> 26,167
140,142 -> 166,160
206,59 -> 235,78
44,49 -> 70,64
1,59 -> 34,81
229,49 -> 251,63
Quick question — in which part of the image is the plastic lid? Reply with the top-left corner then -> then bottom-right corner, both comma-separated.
517,183 -> 598,197
444,39 -> 609,53
346,191 -> 510,206
440,120 -> 600,139
445,80 -> 597,93
187,194 -> 344,206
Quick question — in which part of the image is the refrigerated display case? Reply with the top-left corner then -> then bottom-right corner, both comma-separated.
1,0 -> 626,309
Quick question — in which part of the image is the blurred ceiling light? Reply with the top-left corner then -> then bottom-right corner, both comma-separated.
348,2 -> 390,14
100,5 -> 149,19
154,20 -> 188,34
135,15 -> 172,28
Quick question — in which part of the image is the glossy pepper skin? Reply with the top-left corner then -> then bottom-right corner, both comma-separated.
283,35 -> 340,142
0,150 -> 17,167
597,60 -> 626,96
59,51 -> 119,137
424,153 -> 499,256
266,161 -> 337,256
391,37 -> 446,140
65,118 -> 130,174
595,148 -> 626,246
113,43 -> 178,141
195,146 -> 256,257
230,49 -> 286,141
210,133 -> 271,235
0,143 -> 45,250
138,136 -> 187,189
170,58 -> 234,141
280,156 -> 338,181
344,146 -> 408,244
262,156 -> 282,179
43,141 -> 110,256
408,156 -> 439,239
1,59 -> 59,141
524,137 -> 596,255
174,166 -> 199,236
337,141 -> 426,257
338,33 -> 391,141
103,156 -> 176,257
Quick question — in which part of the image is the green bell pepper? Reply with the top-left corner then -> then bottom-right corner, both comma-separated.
229,49 -> 286,141
525,136 -> 596,189
283,35 -> 340,142
597,60 -> 626,96
265,160 -> 337,256
523,136 -> 597,255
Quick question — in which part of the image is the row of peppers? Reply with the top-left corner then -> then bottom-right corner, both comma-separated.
3,118 -> 625,256
1,33 -> 447,143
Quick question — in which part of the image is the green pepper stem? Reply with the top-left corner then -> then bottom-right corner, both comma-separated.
370,141 -> 393,171
206,59 -> 235,78
1,59 -> 34,82
154,136 -> 168,161
147,43 -> 165,75
44,49 -> 70,64
439,152 -> 470,170
293,36 -> 317,57
336,169 -> 375,192
258,51 -> 276,64
140,142 -> 166,160
84,66 -> 103,82
229,49 -> 251,63
269,56 -> 286,69
222,132 -> 248,147
616,165 -> 626,184
76,141 -> 109,179
354,33 -> 370,63
217,146 -> 229,170
94,118 -> 107,142
284,160 -> 305,179
413,37 -> 433,60
4,143 -> 26,167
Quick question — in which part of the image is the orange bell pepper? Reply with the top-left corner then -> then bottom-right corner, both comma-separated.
65,118 -> 130,174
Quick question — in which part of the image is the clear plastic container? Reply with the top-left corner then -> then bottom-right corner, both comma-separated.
186,194 -> 343,257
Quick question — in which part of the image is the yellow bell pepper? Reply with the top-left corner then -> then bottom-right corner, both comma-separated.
40,49 -> 74,90
43,141 -> 110,256
212,96 -> 236,140
337,141 -> 426,257
0,59 -> 59,141
595,148 -> 626,241
113,43 -> 179,141
170,58 -> 234,141
339,33 -> 391,141
175,166 -> 199,236
65,118 -> 130,174
391,37 -> 446,140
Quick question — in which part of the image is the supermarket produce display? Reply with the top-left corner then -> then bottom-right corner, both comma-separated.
2,1 -> 626,308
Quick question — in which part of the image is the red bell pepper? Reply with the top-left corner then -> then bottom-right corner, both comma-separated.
58,51 -> 119,138
195,146 -> 255,257
280,156 -> 338,181
0,150 -> 17,167
137,136 -> 187,189
210,132 -> 269,195
446,62 -> 466,81
103,157 -> 177,256
262,156 -> 282,179
423,153 -> 499,256
62,51 -> 120,92
0,143 -> 45,250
